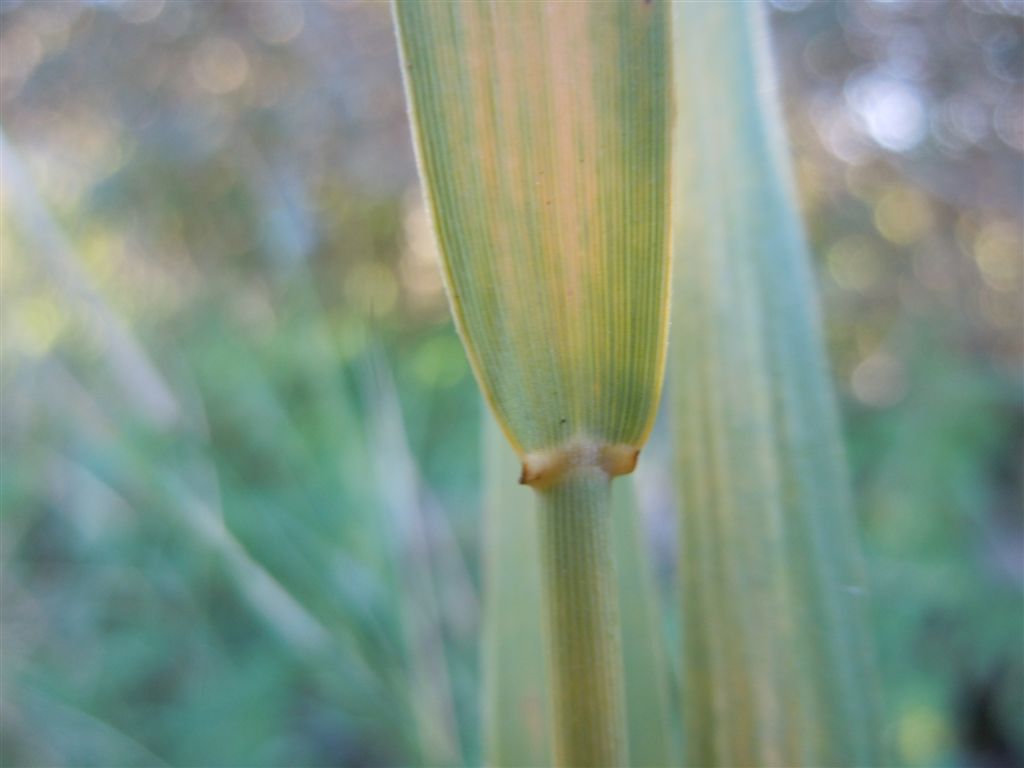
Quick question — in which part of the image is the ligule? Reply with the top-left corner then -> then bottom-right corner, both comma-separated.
519,440 -> 640,490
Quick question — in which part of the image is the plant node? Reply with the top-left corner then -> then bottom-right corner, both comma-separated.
519,439 -> 640,490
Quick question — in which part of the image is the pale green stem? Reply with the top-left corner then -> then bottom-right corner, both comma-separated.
536,467 -> 627,768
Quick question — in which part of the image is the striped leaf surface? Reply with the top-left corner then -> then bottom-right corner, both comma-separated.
671,3 -> 881,765
395,0 -> 672,482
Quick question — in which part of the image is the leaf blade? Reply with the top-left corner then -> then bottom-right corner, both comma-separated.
395,0 -> 672,460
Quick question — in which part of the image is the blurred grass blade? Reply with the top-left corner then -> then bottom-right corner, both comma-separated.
481,413 -> 551,768
364,355 -> 463,766
394,0 -> 671,470
0,131 -> 180,428
671,3 -> 881,766
612,477 -> 674,768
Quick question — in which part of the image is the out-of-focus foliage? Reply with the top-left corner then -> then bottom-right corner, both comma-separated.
0,1 -> 1021,767
672,3 -> 880,763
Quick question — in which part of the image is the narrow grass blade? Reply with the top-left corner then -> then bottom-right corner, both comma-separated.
394,0 -> 672,474
0,131 -> 180,428
671,3 -> 881,765
364,357 -> 463,766
481,413 -> 550,768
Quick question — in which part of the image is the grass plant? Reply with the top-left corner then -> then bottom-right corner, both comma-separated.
5,2 -> 1019,765
394,2 -> 672,764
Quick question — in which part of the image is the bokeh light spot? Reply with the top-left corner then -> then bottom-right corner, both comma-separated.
897,704 -> 951,766
847,72 -> 928,153
190,37 -> 249,95
874,186 -> 933,245
974,222 -> 1022,292
247,2 -> 304,46
978,285 -> 1022,329
932,94 -> 989,152
413,335 -> 468,389
993,97 -> 1024,151
851,351 -> 908,407
400,195 -> 446,314
827,235 -> 884,293
17,296 -> 66,357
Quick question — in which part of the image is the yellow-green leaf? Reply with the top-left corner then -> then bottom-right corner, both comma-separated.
394,0 -> 672,485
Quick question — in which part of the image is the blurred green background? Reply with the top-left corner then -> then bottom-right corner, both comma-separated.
0,1 -> 1021,766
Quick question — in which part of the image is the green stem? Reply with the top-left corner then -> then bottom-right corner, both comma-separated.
537,467 -> 627,768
